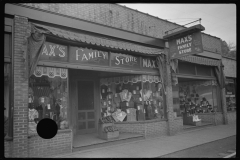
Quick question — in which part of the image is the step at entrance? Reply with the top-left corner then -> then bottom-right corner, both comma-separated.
72,133 -> 145,152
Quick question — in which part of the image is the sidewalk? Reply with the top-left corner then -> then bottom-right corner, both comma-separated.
52,123 -> 236,158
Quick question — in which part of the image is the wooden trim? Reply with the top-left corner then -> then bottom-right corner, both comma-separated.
5,25 -> 12,32
38,61 -> 159,75
5,17 -> 13,26
176,73 -> 215,80
197,50 -> 222,60
5,3 -> 165,48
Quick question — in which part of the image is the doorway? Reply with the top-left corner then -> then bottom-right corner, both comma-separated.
77,80 -> 96,134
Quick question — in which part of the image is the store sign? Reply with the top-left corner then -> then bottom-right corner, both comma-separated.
39,42 -> 158,73
39,42 -> 68,62
111,52 -> 140,69
169,31 -> 203,59
142,58 -> 158,69
69,47 -> 109,66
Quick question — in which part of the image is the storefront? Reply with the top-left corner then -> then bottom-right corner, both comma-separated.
25,22 -> 170,152
222,56 -> 236,124
171,56 -> 223,126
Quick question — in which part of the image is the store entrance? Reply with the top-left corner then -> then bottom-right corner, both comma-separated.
77,80 -> 96,134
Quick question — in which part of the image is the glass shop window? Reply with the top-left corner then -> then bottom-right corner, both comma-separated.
225,79 -> 236,112
196,64 -> 212,76
179,80 -> 219,116
178,62 -> 196,75
28,66 -> 68,134
99,75 -> 165,123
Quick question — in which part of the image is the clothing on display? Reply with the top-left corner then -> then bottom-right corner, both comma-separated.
100,75 -> 165,122
28,72 -> 69,133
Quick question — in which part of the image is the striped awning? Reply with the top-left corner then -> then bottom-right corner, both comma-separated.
31,23 -> 163,56
178,55 -> 220,66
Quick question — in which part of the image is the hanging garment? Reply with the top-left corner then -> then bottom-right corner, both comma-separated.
143,90 -> 152,101
126,108 -> 137,122
116,84 -> 123,93
100,85 -> 108,100
36,105 -> 43,120
113,93 -> 121,104
29,108 -> 38,121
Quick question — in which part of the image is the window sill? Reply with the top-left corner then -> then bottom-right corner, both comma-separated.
115,118 -> 167,124
28,129 -> 72,138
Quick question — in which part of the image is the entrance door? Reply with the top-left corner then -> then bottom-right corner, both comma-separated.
77,80 -> 96,134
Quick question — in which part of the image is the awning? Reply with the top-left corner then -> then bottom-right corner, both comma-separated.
31,23 -> 163,56
178,55 -> 220,66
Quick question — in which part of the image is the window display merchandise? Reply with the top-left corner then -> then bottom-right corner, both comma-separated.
178,80 -> 218,126
28,66 -> 68,133
179,80 -> 218,116
225,79 -> 236,112
99,75 -> 165,123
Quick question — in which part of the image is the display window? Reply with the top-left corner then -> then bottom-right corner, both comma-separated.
28,66 -> 68,134
176,80 -> 220,116
99,75 -> 165,122
225,78 -> 236,112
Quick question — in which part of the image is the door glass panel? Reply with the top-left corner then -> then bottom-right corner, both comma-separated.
78,81 -> 94,110
87,112 -> 94,119
78,112 -> 85,120
78,122 -> 86,130
88,121 -> 95,129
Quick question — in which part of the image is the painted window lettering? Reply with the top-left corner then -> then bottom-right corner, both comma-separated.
42,44 -> 66,57
142,59 -> 157,68
76,48 -> 108,61
115,55 -> 137,65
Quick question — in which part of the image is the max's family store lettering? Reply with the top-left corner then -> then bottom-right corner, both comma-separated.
39,42 -> 158,69
169,31 -> 203,59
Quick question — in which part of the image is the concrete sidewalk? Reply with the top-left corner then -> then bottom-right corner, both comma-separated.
52,123 -> 236,158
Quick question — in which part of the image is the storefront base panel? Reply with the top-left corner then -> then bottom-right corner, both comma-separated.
196,113 -> 215,124
227,111 -> 236,124
4,140 -> 13,158
115,120 -> 168,138
28,130 -> 72,158
196,113 -> 224,125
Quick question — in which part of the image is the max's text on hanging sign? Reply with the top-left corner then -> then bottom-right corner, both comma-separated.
169,31 -> 203,59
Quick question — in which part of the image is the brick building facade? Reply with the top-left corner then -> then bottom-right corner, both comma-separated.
4,3 -> 234,158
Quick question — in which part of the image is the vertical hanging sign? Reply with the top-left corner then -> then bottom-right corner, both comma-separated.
164,24 -> 205,59
169,31 -> 203,59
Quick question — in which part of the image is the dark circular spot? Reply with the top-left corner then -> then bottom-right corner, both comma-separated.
37,118 -> 58,139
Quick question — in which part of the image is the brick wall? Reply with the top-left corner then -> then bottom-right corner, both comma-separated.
196,113 -> 215,124
215,113 -> 224,125
172,118 -> 183,133
202,34 -> 222,54
115,122 -> 145,136
28,130 -> 72,158
222,57 -> 236,78
227,111 -> 236,124
115,120 -> 168,138
4,141 -> 13,158
22,3 -> 182,39
21,3 -> 222,54
12,15 -> 29,158
196,113 -> 224,125
145,120 -> 168,137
